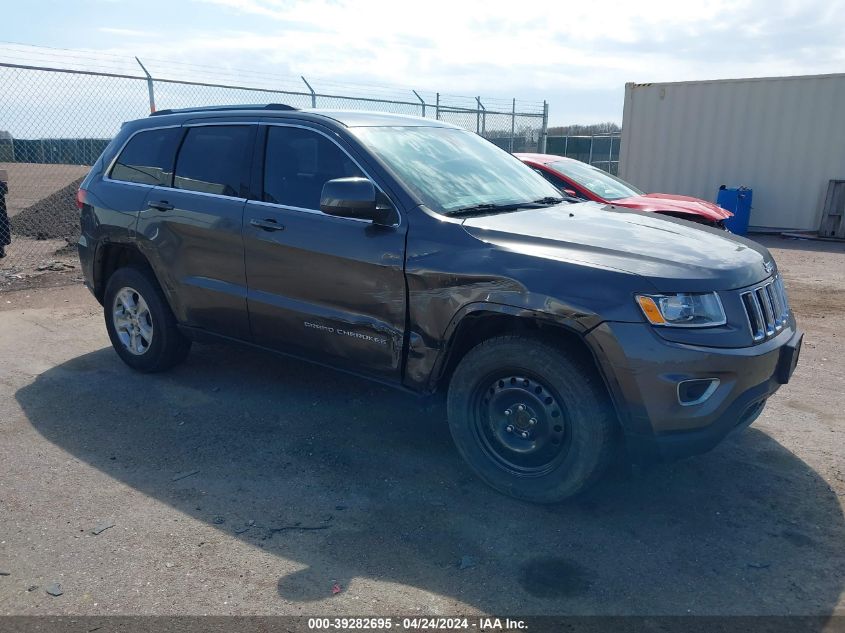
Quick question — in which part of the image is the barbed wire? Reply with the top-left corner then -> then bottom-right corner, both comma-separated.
0,42 -> 546,113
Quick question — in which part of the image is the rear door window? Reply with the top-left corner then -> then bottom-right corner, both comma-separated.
174,125 -> 254,197
110,127 -> 181,186
263,126 -> 364,209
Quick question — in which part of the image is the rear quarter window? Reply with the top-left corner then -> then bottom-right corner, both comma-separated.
110,127 -> 181,186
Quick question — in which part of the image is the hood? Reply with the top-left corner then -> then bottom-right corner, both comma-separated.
614,193 -> 732,222
460,202 -> 773,292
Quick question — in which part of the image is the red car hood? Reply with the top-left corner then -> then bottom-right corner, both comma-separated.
612,193 -> 732,222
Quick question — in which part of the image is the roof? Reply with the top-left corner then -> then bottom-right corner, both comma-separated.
303,110 -> 458,128
144,106 -> 458,129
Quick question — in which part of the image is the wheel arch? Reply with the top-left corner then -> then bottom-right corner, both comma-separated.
434,304 -> 628,449
434,303 -> 598,388
93,241 -> 156,304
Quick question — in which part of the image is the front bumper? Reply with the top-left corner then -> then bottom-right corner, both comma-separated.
586,321 -> 802,463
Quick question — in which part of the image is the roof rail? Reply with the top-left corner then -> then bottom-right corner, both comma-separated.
150,103 -> 298,117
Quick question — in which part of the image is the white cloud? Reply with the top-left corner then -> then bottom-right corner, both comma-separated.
60,0 -> 845,122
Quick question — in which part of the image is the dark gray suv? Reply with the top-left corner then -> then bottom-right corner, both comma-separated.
77,105 -> 802,502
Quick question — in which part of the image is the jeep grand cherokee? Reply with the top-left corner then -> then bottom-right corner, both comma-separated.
77,105 -> 802,503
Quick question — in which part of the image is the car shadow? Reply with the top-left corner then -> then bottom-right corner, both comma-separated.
15,343 -> 845,616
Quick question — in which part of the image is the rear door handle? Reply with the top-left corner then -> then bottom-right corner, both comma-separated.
148,200 -> 174,211
250,218 -> 285,232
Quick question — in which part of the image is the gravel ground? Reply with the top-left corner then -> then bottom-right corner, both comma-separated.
0,236 -> 843,617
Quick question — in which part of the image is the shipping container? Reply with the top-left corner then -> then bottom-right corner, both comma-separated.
618,74 -> 845,231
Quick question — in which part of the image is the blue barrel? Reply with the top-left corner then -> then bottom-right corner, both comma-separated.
717,186 -> 753,235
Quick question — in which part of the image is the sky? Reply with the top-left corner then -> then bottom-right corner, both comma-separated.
2,0 -> 845,126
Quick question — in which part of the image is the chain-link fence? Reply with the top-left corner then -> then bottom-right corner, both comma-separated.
0,55 -> 548,278
546,133 -> 621,175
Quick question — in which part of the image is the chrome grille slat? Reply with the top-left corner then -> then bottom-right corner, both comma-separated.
745,292 -> 766,341
741,276 -> 790,342
776,277 -> 790,321
759,286 -> 776,335
767,283 -> 784,330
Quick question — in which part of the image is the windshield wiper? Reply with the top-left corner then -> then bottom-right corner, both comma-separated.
446,196 -> 573,217
445,202 -> 530,217
447,196 -> 580,217
531,196 -> 567,205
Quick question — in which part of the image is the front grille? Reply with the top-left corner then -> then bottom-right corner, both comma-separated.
741,276 -> 790,342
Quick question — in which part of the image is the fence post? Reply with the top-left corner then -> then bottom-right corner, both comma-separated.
475,97 -> 481,134
135,57 -> 156,113
588,134 -> 594,165
412,90 -> 426,118
509,98 -> 516,152
301,76 -> 316,108
608,134 -> 613,173
435,93 -> 440,120
539,100 -> 549,153
0,169 -> 9,260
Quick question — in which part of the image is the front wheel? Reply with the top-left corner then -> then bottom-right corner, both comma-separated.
103,266 -> 191,372
447,335 -> 618,503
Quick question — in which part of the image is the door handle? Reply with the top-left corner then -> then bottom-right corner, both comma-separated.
250,218 -> 285,232
148,200 -> 174,211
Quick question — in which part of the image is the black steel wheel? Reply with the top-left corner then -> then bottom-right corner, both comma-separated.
472,373 -> 571,476
447,335 -> 618,503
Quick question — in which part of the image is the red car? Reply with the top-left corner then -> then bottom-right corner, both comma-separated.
516,153 -> 732,229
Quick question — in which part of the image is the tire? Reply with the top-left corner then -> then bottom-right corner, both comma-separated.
447,335 -> 618,503
103,266 -> 191,372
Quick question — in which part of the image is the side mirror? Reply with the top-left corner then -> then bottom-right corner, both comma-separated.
562,188 -> 578,198
320,177 -> 394,225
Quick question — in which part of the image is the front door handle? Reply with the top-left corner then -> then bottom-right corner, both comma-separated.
148,200 -> 174,211
250,218 -> 285,232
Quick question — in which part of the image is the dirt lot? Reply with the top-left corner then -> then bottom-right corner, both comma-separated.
0,236 -> 843,617
0,163 -> 88,218
1,162 -> 88,274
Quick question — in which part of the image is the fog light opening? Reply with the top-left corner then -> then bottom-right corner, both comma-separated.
677,378 -> 720,406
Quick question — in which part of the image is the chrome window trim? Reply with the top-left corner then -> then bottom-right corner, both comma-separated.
169,188 -> 247,203
103,120 -> 402,226
247,199 -> 368,223
255,121 -> 402,228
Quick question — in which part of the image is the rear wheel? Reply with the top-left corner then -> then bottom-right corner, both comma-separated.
447,335 -> 617,503
104,266 -> 191,372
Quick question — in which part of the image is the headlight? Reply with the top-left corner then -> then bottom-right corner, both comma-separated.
635,292 -> 726,327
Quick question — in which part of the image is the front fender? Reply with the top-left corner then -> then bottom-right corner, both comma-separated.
402,298 -> 602,393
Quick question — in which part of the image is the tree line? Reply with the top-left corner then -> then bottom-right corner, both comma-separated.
547,122 -> 621,136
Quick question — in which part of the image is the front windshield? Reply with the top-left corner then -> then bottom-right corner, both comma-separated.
352,126 -> 562,214
549,160 -> 643,201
